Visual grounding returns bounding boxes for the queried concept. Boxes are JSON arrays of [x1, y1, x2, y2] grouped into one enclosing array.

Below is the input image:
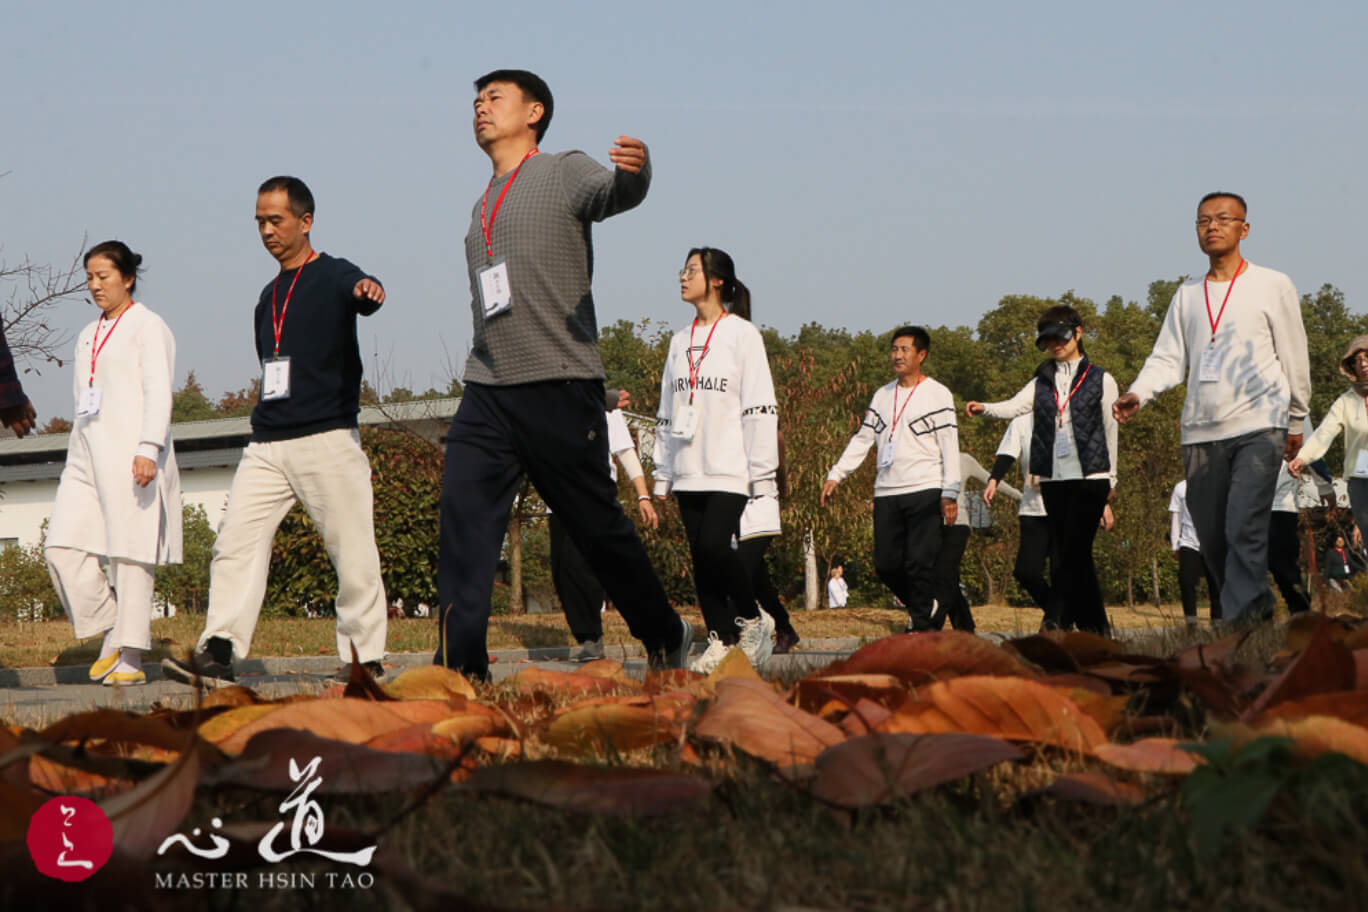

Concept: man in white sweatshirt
[[822, 326, 961, 632], [1115, 192, 1311, 622]]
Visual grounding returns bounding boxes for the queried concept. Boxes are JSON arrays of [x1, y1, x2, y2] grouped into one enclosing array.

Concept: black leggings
[[1177, 546, 1221, 621], [676, 492, 758, 642], [737, 535, 793, 631], [1014, 515, 1051, 611], [1040, 479, 1111, 634], [931, 525, 974, 631]]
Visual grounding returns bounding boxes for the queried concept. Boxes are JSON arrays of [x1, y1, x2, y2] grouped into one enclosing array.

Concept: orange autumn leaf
[[838, 699, 894, 737], [28, 754, 132, 796], [576, 659, 635, 683], [474, 737, 522, 760], [790, 674, 908, 714], [1257, 689, 1368, 728], [384, 665, 478, 702], [1039, 631, 1129, 667], [878, 676, 1105, 752], [362, 723, 472, 758], [810, 732, 1023, 808], [1051, 688, 1130, 734], [1172, 629, 1251, 673], [1092, 738, 1202, 775], [1230, 715, 1368, 766], [214, 698, 453, 756], [198, 704, 281, 745], [694, 678, 846, 768], [820, 632, 1037, 685], [200, 685, 268, 709], [1244, 616, 1357, 719], [509, 667, 643, 697], [544, 697, 690, 755]]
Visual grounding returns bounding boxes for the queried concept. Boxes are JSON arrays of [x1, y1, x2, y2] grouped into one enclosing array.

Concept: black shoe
[[649, 617, 693, 671], [773, 627, 800, 655], [161, 637, 235, 687], [334, 660, 385, 683]]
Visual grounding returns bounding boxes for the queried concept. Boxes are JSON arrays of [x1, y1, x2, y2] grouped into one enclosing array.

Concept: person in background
[[1290, 336, 1368, 538], [1169, 479, 1220, 625], [932, 452, 1019, 632], [984, 414, 1049, 614], [1324, 534, 1355, 590], [823, 326, 960, 633], [967, 305, 1119, 634], [0, 317, 36, 437], [827, 563, 849, 609], [737, 430, 801, 653], [46, 241, 181, 686], [654, 247, 779, 674], [1116, 192, 1310, 624]]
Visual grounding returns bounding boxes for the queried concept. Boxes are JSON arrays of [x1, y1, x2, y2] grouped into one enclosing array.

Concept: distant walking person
[[823, 326, 961, 633], [437, 70, 692, 678], [1169, 480, 1220, 624], [967, 305, 1118, 634], [654, 247, 780, 674], [46, 241, 181, 686], [164, 177, 389, 686], [1268, 454, 1316, 613], [827, 564, 848, 609], [1324, 535, 1355, 590], [1115, 192, 1311, 623], [984, 414, 1049, 613], [552, 399, 658, 662], [1290, 335, 1368, 539], [932, 453, 1016, 632]]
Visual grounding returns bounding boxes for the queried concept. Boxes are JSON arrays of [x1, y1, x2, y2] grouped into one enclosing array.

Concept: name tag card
[[1199, 348, 1222, 383], [261, 357, 291, 401], [878, 439, 896, 469], [1054, 433, 1071, 459], [76, 386, 102, 418], [478, 259, 512, 318], [671, 404, 700, 441]]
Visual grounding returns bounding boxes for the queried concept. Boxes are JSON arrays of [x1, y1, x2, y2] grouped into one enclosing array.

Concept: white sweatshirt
[[827, 575, 849, 608], [653, 315, 779, 498], [826, 377, 961, 500], [1169, 480, 1200, 550], [981, 357, 1119, 487], [1129, 262, 1311, 445], [1297, 389, 1368, 482], [994, 413, 1046, 517]]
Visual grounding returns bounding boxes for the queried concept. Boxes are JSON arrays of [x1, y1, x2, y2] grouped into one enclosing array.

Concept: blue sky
[[2, 0, 1364, 422]]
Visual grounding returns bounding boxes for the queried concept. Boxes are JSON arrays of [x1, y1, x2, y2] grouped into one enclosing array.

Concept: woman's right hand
[[965, 402, 985, 417], [1288, 457, 1305, 476], [983, 479, 997, 506]]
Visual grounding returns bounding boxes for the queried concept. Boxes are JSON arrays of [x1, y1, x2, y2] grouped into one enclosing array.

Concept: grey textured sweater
[[461, 149, 651, 386]]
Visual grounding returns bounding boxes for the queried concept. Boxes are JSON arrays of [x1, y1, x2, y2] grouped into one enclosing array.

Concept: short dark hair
[[1037, 305, 1082, 333], [891, 325, 930, 353], [475, 69, 554, 143], [258, 176, 315, 218], [84, 240, 144, 294], [1199, 191, 1247, 217]]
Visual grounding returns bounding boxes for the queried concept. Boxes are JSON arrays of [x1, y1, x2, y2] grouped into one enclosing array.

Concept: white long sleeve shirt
[[1297, 389, 1368, 481], [1169, 480, 1200, 550], [826, 377, 961, 500], [1129, 262, 1311, 445], [994, 413, 1046, 517], [653, 315, 779, 498], [981, 358, 1119, 487]]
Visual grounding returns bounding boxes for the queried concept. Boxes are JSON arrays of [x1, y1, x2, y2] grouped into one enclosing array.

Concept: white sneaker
[[689, 631, 731, 674], [737, 609, 775, 669]]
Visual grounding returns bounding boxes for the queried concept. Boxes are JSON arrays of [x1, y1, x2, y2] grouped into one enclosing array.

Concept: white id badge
[[1199, 347, 1222, 383], [261, 357, 291, 401], [477, 259, 512, 318], [76, 385, 103, 418], [1054, 432, 1071, 459], [672, 404, 700, 440], [1355, 449, 1368, 478], [878, 439, 896, 469]]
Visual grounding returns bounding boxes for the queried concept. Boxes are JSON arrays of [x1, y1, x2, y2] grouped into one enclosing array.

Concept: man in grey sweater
[[436, 69, 691, 678], [1115, 192, 1311, 623]]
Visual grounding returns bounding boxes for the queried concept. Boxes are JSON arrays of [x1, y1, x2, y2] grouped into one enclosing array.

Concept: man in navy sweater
[[164, 176, 389, 686]]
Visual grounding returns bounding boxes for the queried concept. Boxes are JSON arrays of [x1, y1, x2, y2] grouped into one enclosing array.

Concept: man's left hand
[[608, 136, 647, 174], [941, 498, 957, 525], [1101, 504, 1115, 531], [354, 278, 386, 304], [1285, 433, 1303, 463]]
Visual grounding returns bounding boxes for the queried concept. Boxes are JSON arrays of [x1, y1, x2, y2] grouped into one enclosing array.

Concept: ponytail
[[688, 246, 752, 321]]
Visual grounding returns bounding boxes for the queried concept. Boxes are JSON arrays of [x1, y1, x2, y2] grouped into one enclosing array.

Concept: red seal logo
[[26, 796, 114, 882]]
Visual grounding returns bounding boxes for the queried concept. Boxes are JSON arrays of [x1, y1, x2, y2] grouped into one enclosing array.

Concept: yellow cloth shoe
[[103, 669, 147, 686], [88, 652, 119, 682]]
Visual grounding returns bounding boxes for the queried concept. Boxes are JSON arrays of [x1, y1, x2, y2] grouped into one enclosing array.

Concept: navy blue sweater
[[249, 252, 381, 442]]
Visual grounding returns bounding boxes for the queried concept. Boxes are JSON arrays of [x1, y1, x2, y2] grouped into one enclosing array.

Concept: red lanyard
[[1204, 258, 1244, 344], [686, 314, 727, 404], [89, 304, 132, 387], [481, 148, 539, 258], [1053, 363, 1093, 428], [271, 251, 318, 358], [888, 377, 924, 441]]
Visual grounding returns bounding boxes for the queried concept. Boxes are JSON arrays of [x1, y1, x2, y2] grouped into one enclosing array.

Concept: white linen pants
[[199, 428, 387, 662], [45, 548, 155, 649]]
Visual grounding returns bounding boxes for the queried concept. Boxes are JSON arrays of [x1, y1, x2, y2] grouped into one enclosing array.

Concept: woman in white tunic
[[45, 241, 182, 686]]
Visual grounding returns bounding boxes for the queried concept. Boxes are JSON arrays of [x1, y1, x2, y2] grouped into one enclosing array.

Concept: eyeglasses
[[678, 267, 702, 280], [1351, 352, 1368, 365], [1195, 215, 1245, 228]]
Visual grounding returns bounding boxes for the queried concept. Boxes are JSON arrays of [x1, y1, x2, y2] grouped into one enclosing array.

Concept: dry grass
[[0, 598, 1268, 670]]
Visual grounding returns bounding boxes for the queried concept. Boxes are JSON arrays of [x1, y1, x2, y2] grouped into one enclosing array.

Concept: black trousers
[[931, 525, 974, 631], [437, 380, 677, 678], [1040, 479, 1111, 635], [1177, 546, 1222, 621], [1014, 515, 1051, 611], [677, 491, 758, 643], [873, 490, 943, 630], [1267, 510, 1310, 615], [549, 512, 604, 642], [737, 535, 793, 632]]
